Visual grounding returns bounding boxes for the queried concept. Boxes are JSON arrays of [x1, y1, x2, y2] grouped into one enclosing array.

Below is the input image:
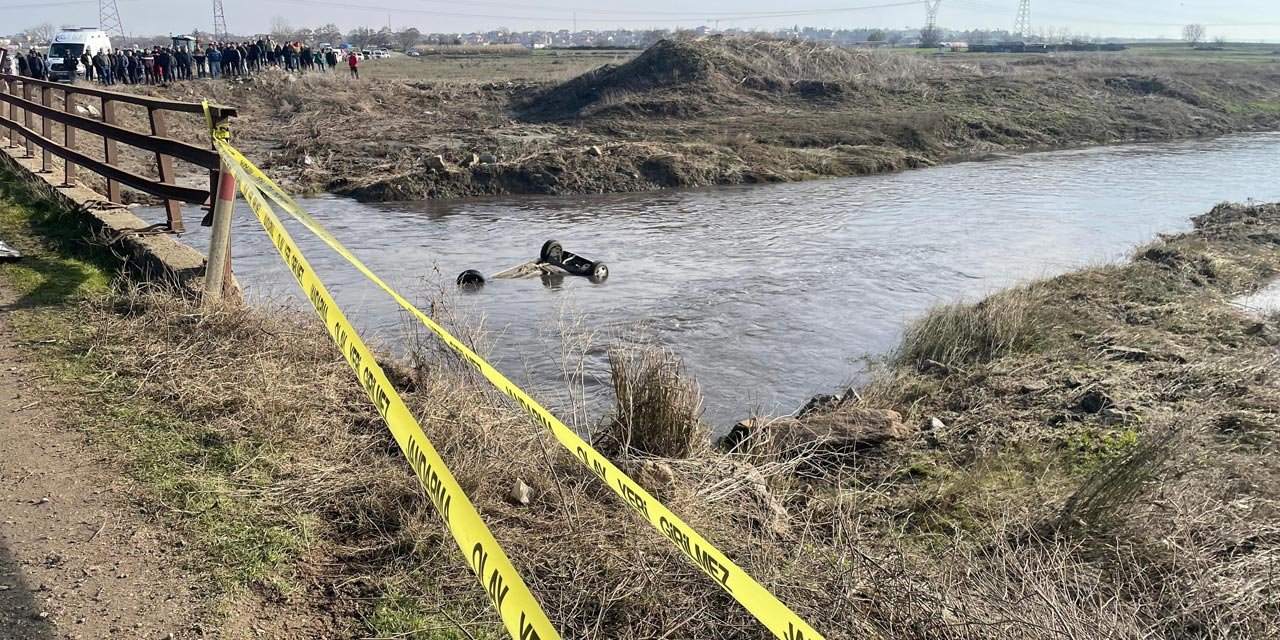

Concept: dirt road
[[0, 285, 203, 639]]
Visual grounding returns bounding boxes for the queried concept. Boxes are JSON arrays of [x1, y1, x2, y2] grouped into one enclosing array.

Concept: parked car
[[407, 50, 421, 57], [372, 49, 391, 59]]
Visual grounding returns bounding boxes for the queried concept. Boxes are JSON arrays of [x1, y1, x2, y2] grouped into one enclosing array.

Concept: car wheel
[[456, 269, 485, 287], [589, 262, 608, 281], [540, 240, 563, 264]]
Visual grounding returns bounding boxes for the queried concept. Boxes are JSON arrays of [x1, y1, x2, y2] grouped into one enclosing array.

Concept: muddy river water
[[161, 133, 1280, 428]]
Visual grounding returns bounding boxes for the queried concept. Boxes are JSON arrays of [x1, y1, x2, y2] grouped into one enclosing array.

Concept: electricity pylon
[[1014, 0, 1031, 36], [212, 0, 228, 41], [99, 0, 124, 37]]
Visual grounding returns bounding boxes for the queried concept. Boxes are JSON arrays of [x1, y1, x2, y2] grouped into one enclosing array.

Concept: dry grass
[[6, 158, 1280, 637], [893, 287, 1042, 369], [1058, 422, 1185, 534], [30, 279, 843, 637], [363, 50, 628, 83], [603, 346, 706, 458], [848, 202, 1280, 637], [712, 37, 938, 90], [413, 44, 530, 56], [47, 274, 1268, 639]]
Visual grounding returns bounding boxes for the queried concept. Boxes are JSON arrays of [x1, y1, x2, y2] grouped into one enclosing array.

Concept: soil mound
[[518, 39, 745, 122], [520, 37, 927, 122]]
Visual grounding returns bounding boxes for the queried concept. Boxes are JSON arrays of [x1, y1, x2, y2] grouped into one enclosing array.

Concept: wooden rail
[[0, 75, 236, 232]]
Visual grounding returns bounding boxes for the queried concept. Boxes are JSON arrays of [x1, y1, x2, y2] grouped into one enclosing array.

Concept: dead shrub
[[603, 346, 706, 458]]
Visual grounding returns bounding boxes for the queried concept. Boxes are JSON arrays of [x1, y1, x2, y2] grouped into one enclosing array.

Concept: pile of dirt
[[518, 39, 747, 122], [518, 37, 925, 122]]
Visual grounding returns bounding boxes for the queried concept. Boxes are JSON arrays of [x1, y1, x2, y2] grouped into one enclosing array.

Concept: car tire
[[589, 262, 609, 281], [540, 240, 563, 264], [456, 269, 485, 287]]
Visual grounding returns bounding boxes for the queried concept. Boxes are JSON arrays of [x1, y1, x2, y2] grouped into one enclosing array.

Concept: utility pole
[[1014, 0, 1031, 37], [212, 0, 228, 41], [99, 0, 124, 37]]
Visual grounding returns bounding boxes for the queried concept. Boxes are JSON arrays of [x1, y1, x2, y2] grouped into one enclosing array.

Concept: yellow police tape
[[224, 157, 560, 640], [207, 107, 825, 640]]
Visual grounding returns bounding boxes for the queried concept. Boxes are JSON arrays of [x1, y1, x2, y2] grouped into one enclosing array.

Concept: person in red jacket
[[347, 51, 358, 78]]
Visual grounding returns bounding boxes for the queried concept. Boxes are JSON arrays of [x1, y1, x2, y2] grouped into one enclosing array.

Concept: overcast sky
[[7, 0, 1278, 41]]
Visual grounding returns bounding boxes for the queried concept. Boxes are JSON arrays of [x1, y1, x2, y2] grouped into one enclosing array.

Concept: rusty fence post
[[62, 89, 76, 186], [39, 85, 51, 173], [21, 81, 32, 158], [9, 79, 21, 150], [101, 97, 120, 203], [147, 107, 183, 232], [203, 159, 236, 305], [3, 79, 13, 148]]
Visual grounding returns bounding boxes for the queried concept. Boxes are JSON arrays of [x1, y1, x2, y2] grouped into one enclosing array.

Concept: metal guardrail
[[0, 74, 236, 232]]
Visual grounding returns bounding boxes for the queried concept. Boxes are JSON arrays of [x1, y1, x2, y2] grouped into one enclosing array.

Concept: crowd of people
[[1, 38, 363, 85]]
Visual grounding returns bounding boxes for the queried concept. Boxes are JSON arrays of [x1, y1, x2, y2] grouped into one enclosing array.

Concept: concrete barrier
[[0, 145, 230, 294]]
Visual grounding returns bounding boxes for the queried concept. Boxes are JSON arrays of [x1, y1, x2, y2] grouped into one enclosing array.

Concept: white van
[[48, 27, 112, 82]]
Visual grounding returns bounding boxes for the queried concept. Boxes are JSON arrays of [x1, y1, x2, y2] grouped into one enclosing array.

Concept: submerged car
[[457, 240, 608, 288]]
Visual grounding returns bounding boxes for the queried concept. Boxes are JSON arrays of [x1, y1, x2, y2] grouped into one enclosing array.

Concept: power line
[[0, 0, 153, 11], [391, 0, 924, 18], [949, 0, 1280, 28], [0, 0, 98, 9], [265, 0, 925, 24]]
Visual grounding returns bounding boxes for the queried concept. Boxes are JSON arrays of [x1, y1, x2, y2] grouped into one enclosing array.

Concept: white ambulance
[[48, 27, 113, 82]]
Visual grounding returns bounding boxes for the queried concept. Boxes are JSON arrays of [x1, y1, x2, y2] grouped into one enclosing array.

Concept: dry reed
[[893, 287, 1040, 368], [604, 345, 707, 458]]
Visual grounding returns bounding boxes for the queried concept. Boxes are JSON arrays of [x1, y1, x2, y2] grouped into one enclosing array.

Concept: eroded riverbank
[[119, 38, 1280, 204]]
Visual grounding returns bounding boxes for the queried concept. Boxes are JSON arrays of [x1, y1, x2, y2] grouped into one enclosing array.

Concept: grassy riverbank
[[114, 37, 1280, 203], [2, 154, 1278, 637], [831, 200, 1280, 636]]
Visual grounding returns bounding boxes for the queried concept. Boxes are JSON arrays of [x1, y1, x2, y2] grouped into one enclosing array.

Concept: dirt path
[[0, 285, 206, 639]]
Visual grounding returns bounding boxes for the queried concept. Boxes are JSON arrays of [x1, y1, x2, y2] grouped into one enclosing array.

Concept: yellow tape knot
[[202, 100, 233, 143]]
